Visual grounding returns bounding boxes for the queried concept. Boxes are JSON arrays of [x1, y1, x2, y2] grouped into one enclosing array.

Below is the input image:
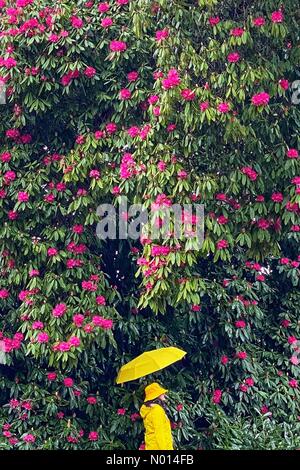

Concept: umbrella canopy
[[116, 346, 186, 384]]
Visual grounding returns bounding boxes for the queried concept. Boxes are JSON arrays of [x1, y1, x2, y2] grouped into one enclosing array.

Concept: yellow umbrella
[[116, 346, 186, 384]]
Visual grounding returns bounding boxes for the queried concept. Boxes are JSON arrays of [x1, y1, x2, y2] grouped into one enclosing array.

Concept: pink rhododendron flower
[[287, 148, 298, 159], [22, 434, 35, 443], [221, 355, 228, 365], [127, 126, 140, 138], [236, 351, 247, 360], [0, 152, 11, 162], [69, 336, 81, 347], [98, 2, 110, 13], [84, 67, 96, 78], [127, 71, 139, 81], [21, 401, 32, 411], [167, 123, 176, 132], [155, 28, 169, 41], [18, 191, 29, 202], [94, 130, 105, 139], [71, 16, 84, 28], [37, 332, 49, 343], [8, 210, 18, 220], [110, 40, 127, 52], [47, 247, 58, 256], [241, 166, 258, 181], [47, 372, 57, 381], [199, 101, 209, 112], [87, 396, 97, 405], [279, 79, 289, 90], [57, 342, 71, 352], [288, 336, 297, 344], [88, 431, 99, 441], [217, 215, 229, 225], [181, 89, 196, 101], [162, 69, 180, 90], [9, 399, 19, 409], [271, 192, 284, 203], [63, 378, 74, 387], [101, 17, 113, 28], [73, 314, 85, 327], [261, 405, 269, 414], [231, 27, 245, 36], [89, 169, 101, 179], [212, 389, 222, 404], [289, 379, 298, 388], [82, 280, 97, 291], [257, 218, 270, 230], [235, 320, 246, 328], [228, 52, 240, 63], [73, 224, 84, 234], [117, 408, 126, 415], [148, 95, 159, 106], [4, 170, 16, 183], [177, 169, 188, 179], [271, 11, 284, 23], [157, 161, 167, 171], [32, 321, 44, 330], [218, 102, 230, 113], [29, 269, 39, 277], [96, 295, 106, 305], [245, 378, 254, 386], [52, 303, 67, 318], [130, 413, 140, 422], [251, 92, 270, 107], [191, 305, 201, 312], [119, 88, 131, 100], [0, 289, 9, 299], [209, 17, 220, 26], [253, 17, 265, 27], [217, 239, 229, 250]]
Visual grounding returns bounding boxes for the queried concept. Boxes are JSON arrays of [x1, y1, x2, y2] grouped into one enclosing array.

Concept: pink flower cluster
[[212, 389, 222, 404], [120, 153, 136, 179], [110, 40, 127, 52], [52, 303, 67, 318], [52, 336, 81, 351], [162, 69, 181, 90], [241, 166, 258, 181], [0, 331, 24, 353], [251, 92, 270, 107], [151, 245, 171, 257]]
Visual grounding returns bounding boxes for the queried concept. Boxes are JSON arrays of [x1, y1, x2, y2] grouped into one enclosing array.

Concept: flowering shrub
[[0, 0, 300, 450]]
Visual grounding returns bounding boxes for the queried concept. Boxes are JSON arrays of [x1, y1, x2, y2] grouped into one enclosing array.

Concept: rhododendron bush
[[1, 0, 300, 450]]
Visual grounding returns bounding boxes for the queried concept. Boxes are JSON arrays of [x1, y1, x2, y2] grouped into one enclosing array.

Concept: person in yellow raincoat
[[140, 382, 174, 450]]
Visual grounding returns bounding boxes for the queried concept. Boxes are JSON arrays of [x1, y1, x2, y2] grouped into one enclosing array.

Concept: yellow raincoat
[[140, 403, 174, 450]]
